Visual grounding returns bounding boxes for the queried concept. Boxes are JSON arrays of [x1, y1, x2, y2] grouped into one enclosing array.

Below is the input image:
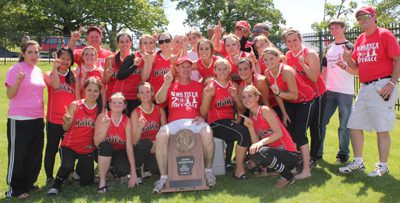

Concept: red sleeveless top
[[251, 106, 297, 152], [105, 113, 129, 151], [197, 55, 218, 79], [207, 80, 235, 124], [47, 72, 76, 124], [61, 99, 98, 154], [134, 105, 162, 142]]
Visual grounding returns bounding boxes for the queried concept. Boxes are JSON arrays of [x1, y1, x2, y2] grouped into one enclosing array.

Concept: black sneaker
[[46, 177, 54, 185], [336, 154, 349, 164], [309, 159, 317, 169]]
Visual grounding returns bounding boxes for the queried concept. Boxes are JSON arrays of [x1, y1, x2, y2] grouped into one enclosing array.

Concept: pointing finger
[[64, 105, 69, 114]]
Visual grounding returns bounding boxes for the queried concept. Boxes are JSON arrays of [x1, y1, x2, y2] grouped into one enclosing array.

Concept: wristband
[[275, 90, 281, 96]]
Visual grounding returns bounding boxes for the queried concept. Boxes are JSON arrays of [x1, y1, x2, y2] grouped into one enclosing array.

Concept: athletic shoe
[[47, 188, 59, 196], [153, 178, 167, 193], [336, 154, 349, 164], [46, 177, 54, 185], [367, 163, 389, 177], [205, 171, 216, 187], [338, 160, 365, 174], [137, 177, 143, 185], [142, 171, 153, 178], [309, 159, 317, 169], [72, 171, 80, 180]]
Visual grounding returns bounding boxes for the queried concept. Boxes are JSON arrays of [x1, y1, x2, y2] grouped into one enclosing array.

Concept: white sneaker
[[153, 178, 167, 193], [205, 171, 216, 187], [47, 188, 59, 195], [338, 160, 365, 174], [367, 163, 389, 177], [72, 171, 80, 180]]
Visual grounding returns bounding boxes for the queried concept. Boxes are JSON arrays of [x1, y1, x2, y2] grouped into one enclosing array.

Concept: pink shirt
[[5, 62, 45, 118]]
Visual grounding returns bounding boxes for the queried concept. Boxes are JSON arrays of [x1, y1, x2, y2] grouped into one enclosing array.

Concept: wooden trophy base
[[162, 129, 210, 192]]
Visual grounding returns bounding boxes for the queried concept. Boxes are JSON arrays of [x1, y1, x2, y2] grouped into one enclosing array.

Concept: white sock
[[205, 168, 213, 173], [160, 175, 168, 180], [354, 157, 363, 164], [378, 162, 388, 167]]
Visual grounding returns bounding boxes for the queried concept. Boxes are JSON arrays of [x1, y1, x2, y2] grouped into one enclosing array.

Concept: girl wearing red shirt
[[193, 39, 219, 83], [94, 92, 137, 192], [284, 28, 327, 170], [44, 48, 79, 185], [104, 33, 132, 101], [223, 34, 253, 83], [200, 58, 251, 179], [263, 47, 314, 180], [48, 77, 103, 195], [241, 85, 300, 189], [132, 82, 166, 182]]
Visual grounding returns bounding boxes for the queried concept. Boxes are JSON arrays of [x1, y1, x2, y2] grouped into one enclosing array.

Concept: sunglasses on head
[[357, 14, 373, 21], [158, 39, 171, 45], [252, 29, 264, 33]]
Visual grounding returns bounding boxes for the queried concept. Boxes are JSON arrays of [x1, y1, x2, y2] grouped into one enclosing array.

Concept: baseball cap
[[236, 20, 251, 30], [176, 56, 193, 66], [355, 5, 376, 17], [87, 26, 102, 35]]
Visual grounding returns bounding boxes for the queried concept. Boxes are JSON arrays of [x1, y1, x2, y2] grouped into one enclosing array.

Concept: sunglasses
[[357, 14, 373, 21], [158, 39, 171, 45]]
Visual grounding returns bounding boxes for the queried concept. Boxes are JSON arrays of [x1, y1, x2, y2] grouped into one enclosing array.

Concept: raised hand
[[142, 51, 154, 64], [101, 109, 111, 126], [63, 105, 72, 125], [214, 20, 223, 35], [53, 54, 61, 70], [336, 54, 347, 70], [270, 84, 280, 96], [137, 112, 146, 129], [16, 63, 26, 82], [203, 82, 215, 98], [228, 86, 238, 98], [240, 114, 253, 128], [298, 52, 305, 66], [342, 45, 352, 61], [170, 54, 178, 65], [163, 72, 173, 87], [70, 26, 83, 41]]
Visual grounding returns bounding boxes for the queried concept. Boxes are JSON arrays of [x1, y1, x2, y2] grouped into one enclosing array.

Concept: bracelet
[[64, 120, 71, 125], [388, 81, 396, 87], [275, 90, 281, 96]]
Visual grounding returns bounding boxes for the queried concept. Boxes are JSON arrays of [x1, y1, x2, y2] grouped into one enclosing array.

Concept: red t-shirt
[[286, 47, 326, 97], [352, 27, 400, 83], [149, 53, 171, 94], [134, 105, 162, 142], [105, 113, 129, 151], [61, 99, 97, 154], [207, 80, 235, 124], [74, 48, 113, 68], [266, 64, 314, 103], [166, 80, 203, 122], [197, 55, 218, 79], [251, 106, 297, 152], [46, 72, 76, 124], [226, 51, 248, 83]]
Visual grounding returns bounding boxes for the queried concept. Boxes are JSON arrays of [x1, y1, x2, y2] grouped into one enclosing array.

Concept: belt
[[363, 75, 391, 85]]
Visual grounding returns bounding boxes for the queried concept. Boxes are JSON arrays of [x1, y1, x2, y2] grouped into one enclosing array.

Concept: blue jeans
[[319, 91, 353, 157]]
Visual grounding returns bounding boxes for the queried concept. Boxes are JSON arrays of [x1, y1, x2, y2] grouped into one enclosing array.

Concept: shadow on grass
[[321, 159, 400, 202], [1, 167, 332, 202]]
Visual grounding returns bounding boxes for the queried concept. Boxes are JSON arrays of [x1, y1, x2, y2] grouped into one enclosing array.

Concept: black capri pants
[[134, 139, 159, 175], [284, 100, 313, 147], [98, 141, 130, 178], [251, 146, 300, 180], [210, 119, 251, 147], [51, 147, 94, 191]]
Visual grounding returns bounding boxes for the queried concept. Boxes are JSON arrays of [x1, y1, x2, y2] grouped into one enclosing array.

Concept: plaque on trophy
[[162, 129, 209, 192]]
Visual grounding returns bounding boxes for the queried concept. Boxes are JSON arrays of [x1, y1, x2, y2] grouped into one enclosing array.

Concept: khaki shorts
[[159, 119, 210, 135], [347, 78, 398, 132]]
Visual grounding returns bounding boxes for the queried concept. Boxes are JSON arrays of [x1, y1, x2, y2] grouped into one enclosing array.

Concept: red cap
[[355, 5, 376, 17], [176, 56, 193, 66], [236, 20, 251, 29], [87, 26, 102, 35]]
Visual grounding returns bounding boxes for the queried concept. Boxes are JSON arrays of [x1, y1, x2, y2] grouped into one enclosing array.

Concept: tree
[[172, 0, 285, 35], [365, 0, 400, 25], [311, 0, 358, 31], [0, 0, 168, 49]]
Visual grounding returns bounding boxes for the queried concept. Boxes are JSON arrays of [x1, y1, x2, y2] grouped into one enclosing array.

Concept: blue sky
[[164, 0, 365, 35]]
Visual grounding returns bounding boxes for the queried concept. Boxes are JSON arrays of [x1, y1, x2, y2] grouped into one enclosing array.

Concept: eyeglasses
[[158, 39, 172, 45], [357, 14, 373, 21]]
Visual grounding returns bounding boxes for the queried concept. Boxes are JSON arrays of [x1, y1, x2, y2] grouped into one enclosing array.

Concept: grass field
[[1, 62, 400, 203]]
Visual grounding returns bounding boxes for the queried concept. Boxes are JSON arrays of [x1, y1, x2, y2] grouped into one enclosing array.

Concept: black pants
[[134, 139, 159, 176], [98, 142, 130, 178], [44, 122, 65, 179], [210, 119, 251, 147], [309, 93, 326, 160], [52, 147, 94, 190], [284, 101, 313, 147], [6, 118, 44, 197], [251, 147, 300, 180]]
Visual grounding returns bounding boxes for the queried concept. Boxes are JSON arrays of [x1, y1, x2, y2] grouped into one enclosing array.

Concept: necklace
[[268, 64, 283, 86]]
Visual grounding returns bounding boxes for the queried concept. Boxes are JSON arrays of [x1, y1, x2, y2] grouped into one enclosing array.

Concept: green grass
[[1, 62, 400, 202]]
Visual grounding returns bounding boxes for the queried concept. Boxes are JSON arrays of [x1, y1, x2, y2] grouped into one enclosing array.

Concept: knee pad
[[98, 142, 113, 157]]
